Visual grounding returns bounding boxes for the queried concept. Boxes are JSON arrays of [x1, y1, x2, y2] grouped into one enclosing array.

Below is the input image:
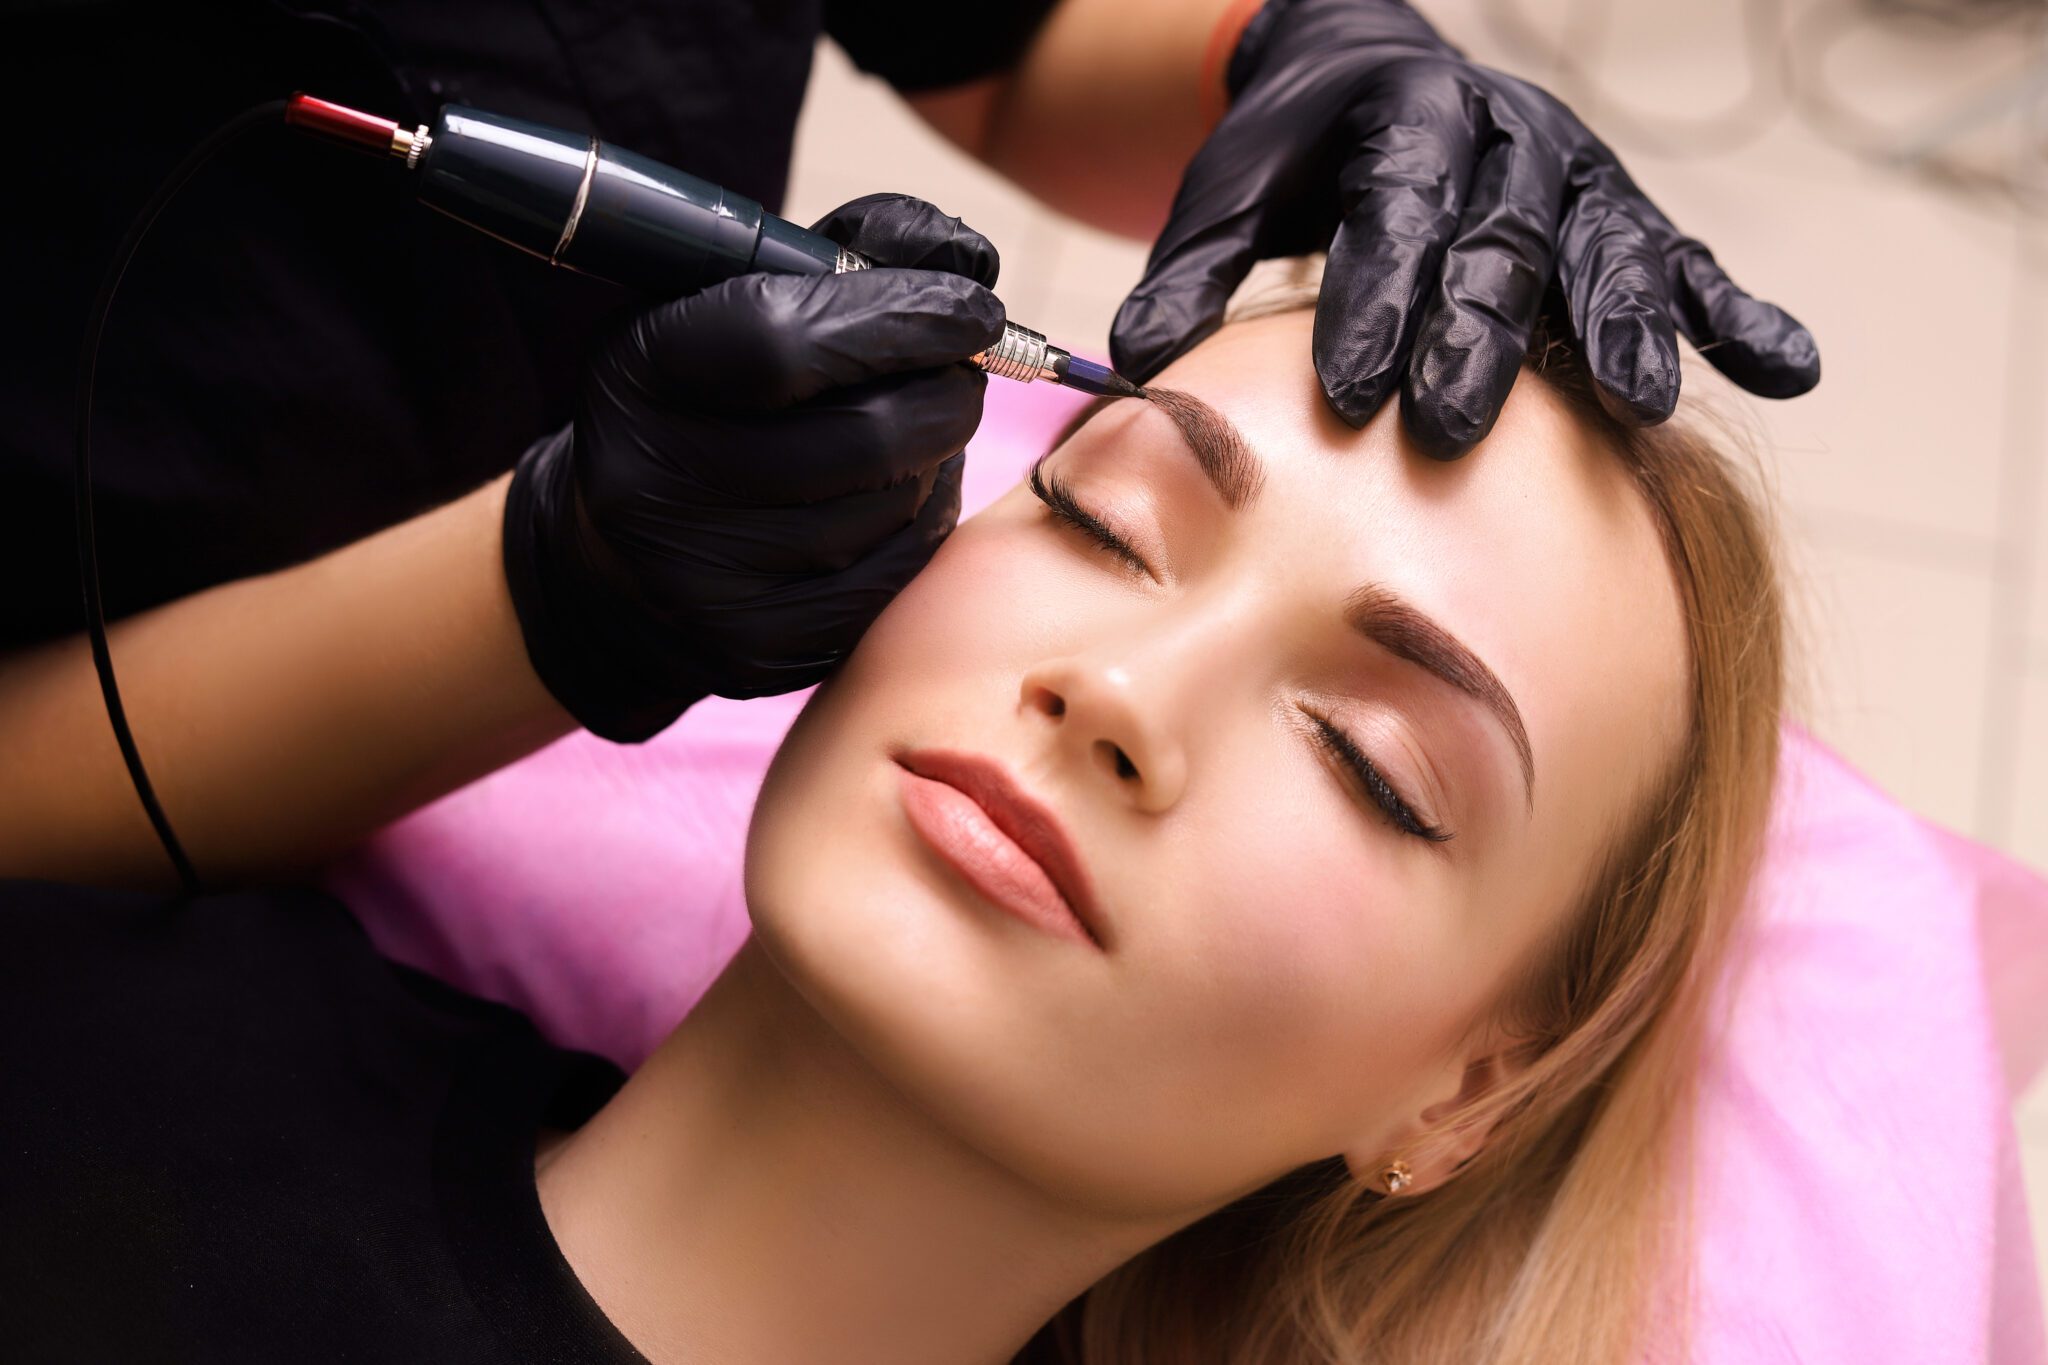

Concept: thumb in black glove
[[503, 193, 1005, 741]]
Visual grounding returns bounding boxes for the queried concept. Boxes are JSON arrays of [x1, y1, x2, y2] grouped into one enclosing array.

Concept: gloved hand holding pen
[[1111, 0, 1821, 460], [501, 193, 1006, 742]]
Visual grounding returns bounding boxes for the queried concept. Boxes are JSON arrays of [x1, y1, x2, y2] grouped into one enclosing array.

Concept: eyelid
[[1028, 457, 1158, 582], [1301, 706, 1453, 844]]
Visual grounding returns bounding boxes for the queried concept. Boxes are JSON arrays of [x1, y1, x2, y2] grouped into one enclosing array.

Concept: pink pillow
[[324, 378, 2048, 1363]]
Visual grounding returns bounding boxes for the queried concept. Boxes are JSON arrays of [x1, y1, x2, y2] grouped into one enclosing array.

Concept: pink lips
[[894, 749, 1106, 951]]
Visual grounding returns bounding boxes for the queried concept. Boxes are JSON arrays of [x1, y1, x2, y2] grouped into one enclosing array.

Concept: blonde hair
[[1016, 258, 1785, 1364]]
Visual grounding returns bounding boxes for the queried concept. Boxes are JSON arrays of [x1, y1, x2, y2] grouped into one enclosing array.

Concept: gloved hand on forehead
[[502, 193, 1004, 742], [1110, 0, 1820, 460]]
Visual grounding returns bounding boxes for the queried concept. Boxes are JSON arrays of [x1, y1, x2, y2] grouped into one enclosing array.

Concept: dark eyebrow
[[1344, 584, 1536, 810], [1048, 388, 1263, 510], [1141, 387, 1264, 510]]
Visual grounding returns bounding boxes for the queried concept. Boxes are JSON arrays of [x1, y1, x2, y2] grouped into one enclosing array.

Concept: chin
[[742, 710, 1163, 1215]]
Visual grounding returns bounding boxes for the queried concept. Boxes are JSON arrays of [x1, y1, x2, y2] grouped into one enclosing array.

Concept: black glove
[[1110, 0, 1819, 459], [502, 193, 1005, 741]]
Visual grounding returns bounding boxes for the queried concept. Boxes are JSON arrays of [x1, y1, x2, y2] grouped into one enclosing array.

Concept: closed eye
[[1303, 707, 1453, 843], [1028, 457, 1154, 580]]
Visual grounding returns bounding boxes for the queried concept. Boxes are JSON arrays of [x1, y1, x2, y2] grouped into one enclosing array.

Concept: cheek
[[1146, 767, 1479, 1144], [744, 502, 1115, 1005], [752, 507, 1053, 797], [850, 501, 1094, 678]]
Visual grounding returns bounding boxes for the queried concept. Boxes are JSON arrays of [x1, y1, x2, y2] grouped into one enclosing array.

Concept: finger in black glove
[[502, 193, 1004, 740]]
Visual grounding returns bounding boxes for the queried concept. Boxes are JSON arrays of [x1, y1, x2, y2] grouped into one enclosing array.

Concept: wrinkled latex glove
[[502, 193, 1004, 741], [1110, 0, 1820, 459]]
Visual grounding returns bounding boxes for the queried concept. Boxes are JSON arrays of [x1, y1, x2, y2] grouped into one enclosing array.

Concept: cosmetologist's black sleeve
[[823, 0, 1062, 92]]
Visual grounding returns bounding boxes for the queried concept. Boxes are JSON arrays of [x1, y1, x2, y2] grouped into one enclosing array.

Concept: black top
[[3, 0, 1059, 654], [0, 879, 644, 1363]]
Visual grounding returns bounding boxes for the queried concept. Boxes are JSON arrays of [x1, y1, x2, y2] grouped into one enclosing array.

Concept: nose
[[1020, 655, 1190, 813]]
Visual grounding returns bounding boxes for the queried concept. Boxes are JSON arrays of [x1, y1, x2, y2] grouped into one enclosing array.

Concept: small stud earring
[[1381, 1159, 1413, 1195]]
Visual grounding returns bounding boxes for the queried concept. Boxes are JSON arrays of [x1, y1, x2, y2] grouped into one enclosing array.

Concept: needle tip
[[1056, 353, 1147, 400]]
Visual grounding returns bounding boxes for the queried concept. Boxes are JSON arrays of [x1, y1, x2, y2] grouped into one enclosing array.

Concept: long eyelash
[[1028, 459, 1153, 578], [1305, 711, 1453, 843]]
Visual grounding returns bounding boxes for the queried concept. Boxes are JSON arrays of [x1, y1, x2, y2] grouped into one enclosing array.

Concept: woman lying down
[[0, 262, 1784, 1364]]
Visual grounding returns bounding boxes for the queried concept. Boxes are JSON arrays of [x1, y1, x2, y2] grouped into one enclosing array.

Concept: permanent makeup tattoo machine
[[283, 95, 1145, 399], [75, 94, 1142, 892]]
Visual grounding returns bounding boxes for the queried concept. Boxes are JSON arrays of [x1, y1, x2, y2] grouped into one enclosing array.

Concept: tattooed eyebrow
[[1344, 584, 1536, 810], [1137, 386, 1264, 510], [1046, 387, 1263, 510]]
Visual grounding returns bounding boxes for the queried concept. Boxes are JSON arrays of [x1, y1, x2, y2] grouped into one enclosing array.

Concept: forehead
[[1085, 309, 1690, 841]]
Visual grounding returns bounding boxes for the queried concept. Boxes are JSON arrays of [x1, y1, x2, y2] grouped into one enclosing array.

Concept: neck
[[536, 935, 1175, 1365]]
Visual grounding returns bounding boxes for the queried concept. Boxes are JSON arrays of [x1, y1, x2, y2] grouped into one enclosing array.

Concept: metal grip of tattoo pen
[[403, 105, 1065, 383]]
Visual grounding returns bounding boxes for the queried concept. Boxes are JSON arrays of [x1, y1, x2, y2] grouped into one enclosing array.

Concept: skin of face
[[743, 308, 1690, 1226]]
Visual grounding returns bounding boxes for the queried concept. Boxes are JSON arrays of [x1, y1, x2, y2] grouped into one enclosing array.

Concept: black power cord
[[74, 99, 288, 896]]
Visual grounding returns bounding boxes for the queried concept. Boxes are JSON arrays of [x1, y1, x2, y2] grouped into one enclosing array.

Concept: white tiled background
[[783, 0, 2048, 1314]]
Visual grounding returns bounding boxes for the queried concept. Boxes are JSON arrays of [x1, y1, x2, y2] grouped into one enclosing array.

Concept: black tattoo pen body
[[285, 95, 1146, 400]]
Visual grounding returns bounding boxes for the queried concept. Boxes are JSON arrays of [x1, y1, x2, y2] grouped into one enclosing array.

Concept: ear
[[1342, 1048, 1518, 1196]]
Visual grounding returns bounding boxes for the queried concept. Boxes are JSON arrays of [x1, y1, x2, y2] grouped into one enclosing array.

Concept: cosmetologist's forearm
[[908, 0, 1253, 240], [0, 473, 575, 891]]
